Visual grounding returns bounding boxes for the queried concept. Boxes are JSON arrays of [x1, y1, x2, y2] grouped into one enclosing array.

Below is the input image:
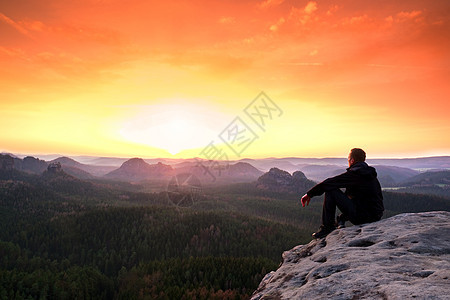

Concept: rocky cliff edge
[[251, 211, 450, 300]]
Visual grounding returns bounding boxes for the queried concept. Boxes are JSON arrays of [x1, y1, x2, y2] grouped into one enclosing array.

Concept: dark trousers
[[322, 189, 380, 227]]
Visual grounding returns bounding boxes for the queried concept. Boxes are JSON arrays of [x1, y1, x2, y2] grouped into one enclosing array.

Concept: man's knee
[[325, 189, 344, 197], [324, 189, 347, 202]]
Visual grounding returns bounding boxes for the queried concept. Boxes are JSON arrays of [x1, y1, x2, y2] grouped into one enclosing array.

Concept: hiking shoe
[[336, 215, 346, 229], [312, 225, 336, 239]]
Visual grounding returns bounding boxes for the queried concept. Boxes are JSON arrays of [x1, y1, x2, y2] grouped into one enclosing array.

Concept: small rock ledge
[[251, 211, 450, 300]]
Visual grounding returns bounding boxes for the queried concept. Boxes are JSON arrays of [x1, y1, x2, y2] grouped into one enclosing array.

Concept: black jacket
[[307, 162, 384, 218]]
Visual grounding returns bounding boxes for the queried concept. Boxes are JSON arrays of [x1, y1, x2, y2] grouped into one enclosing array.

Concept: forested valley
[[0, 167, 449, 299]]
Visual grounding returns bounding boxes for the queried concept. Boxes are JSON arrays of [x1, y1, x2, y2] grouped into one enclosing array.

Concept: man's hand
[[300, 194, 311, 207]]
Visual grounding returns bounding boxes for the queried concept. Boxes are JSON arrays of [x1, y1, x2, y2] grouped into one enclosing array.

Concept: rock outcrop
[[251, 211, 450, 300], [256, 168, 316, 194], [0, 154, 14, 171], [14, 156, 48, 174], [47, 162, 62, 173]]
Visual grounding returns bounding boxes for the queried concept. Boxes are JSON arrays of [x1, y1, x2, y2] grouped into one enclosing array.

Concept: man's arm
[[300, 170, 357, 207], [306, 171, 357, 198]]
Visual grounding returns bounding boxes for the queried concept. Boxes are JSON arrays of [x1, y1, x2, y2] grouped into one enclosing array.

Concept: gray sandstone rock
[[251, 211, 450, 300]]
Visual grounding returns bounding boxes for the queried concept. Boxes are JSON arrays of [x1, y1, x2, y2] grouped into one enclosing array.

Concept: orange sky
[[0, 0, 449, 159]]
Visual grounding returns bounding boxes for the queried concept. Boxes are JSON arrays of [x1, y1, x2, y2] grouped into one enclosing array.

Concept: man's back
[[343, 162, 384, 221]]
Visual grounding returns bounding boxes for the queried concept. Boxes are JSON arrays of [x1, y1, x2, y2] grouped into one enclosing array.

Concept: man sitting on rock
[[300, 148, 384, 239]]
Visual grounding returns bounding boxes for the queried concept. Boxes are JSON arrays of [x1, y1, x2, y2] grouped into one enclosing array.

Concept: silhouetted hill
[[50, 156, 84, 168], [374, 165, 419, 187], [174, 161, 263, 184], [0, 159, 104, 199], [41, 165, 74, 180], [49, 157, 95, 179], [0, 154, 14, 171], [223, 162, 264, 181], [0, 152, 18, 158], [256, 168, 315, 194], [367, 156, 450, 169], [238, 158, 300, 173], [400, 170, 450, 186], [50, 156, 116, 177], [104, 158, 174, 181], [13, 156, 48, 174]]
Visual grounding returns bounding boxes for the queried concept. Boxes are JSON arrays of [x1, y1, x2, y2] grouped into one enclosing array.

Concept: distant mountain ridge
[[0, 154, 108, 179], [374, 165, 420, 187], [104, 158, 174, 181], [14, 156, 48, 174], [50, 156, 116, 177], [2, 153, 450, 188], [293, 164, 421, 187], [239, 156, 450, 171], [400, 170, 450, 186], [48, 157, 94, 179], [5, 152, 450, 170]]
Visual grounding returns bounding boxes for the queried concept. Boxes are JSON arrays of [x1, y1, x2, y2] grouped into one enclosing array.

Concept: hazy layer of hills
[[1, 153, 449, 191], [6, 152, 449, 169]]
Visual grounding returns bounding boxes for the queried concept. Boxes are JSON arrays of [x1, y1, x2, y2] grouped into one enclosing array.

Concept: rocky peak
[[16, 156, 48, 174], [121, 158, 148, 169], [152, 161, 173, 173], [47, 162, 62, 173], [105, 158, 173, 181], [230, 162, 259, 172], [292, 170, 307, 180], [251, 211, 450, 299], [259, 168, 293, 185], [50, 156, 82, 167], [0, 154, 14, 171], [256, 168, 315, 194]]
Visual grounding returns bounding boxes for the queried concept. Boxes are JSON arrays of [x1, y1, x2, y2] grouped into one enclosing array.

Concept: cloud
[[343, 14, 369, 25], [259, 0, 284, 10], [269, 17, 285, 32], [282, 62, 323, 66], [0, 46, 27, 59], [287, 1, 319, 26], [19, 20, 46, 32], [396, 10, 423, 23], [304, 1, 318, 14], [218, 17, 235, 24], [326, 5, 338, 16], [397, 10, 422, 20], [0, 13, 29, 36], [366, 64, 440, 71]]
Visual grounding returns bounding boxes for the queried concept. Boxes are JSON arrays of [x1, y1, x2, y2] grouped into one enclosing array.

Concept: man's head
[[348, 148, 366, 167]]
